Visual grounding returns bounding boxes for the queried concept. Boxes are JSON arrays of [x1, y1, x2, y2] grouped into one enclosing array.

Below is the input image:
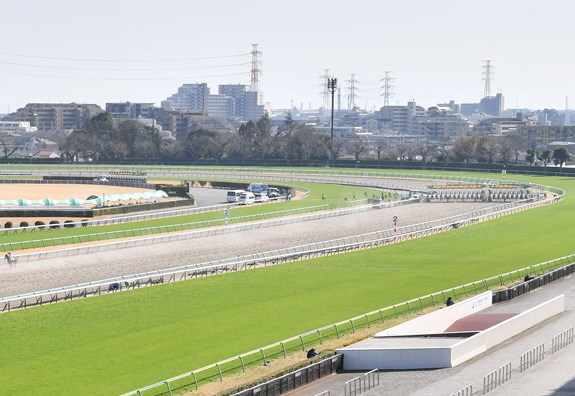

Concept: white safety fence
[[0, 194, 560, 312], [0, 203, 340, 254]]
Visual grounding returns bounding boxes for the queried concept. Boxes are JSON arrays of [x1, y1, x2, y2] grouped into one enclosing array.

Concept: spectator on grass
[[321, 194, 325, 201], [445, 297, 455, 306], [307, 348, 318, 358], [524, 275, 534, 282]]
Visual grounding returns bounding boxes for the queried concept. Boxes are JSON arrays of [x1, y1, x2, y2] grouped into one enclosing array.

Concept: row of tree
[[61, 112, 572, 167]]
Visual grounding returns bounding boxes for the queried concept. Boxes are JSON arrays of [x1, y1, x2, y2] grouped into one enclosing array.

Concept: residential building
[[479, 93, 504, 117], [3, 103, 103, 130], [0, 121, 37, 133], [161, 83, 209, 111], [106, 102, 156, 119], [375, 101, 425, 134], [508, 125, 575, 146]]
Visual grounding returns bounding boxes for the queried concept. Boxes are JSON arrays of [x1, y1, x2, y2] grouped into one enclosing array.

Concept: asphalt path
[[287, 274, 575, 396]]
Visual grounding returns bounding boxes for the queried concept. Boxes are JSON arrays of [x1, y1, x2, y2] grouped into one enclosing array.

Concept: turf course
[[0, 171, 571, 395]]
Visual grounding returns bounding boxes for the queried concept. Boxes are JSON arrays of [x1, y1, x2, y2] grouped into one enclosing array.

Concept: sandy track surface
[[0, 201, 497, 297]]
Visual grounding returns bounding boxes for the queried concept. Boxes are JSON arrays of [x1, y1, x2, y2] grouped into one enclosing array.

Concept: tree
[[375, 138, 386, 162], [437, 139, 452, 164], [538, 149, 552, 169], [348, 137, 367, 161], [498, 140, 513, 165], [477, 135, 497, 163], [416, 142, 432, 165], [525, 149, 538, 166], [1, 137, 19, 158], [553, 146, 571, 169], [452, 135, 477, 164], [396, 145, 409, 166]]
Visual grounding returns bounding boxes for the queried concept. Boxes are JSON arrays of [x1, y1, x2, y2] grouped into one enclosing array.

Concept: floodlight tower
[[328, 77, 337, 144]]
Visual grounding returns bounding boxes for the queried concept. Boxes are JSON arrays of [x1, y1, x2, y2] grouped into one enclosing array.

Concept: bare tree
[[417, 142, 432, 164], [348, 137, 367, 161], [0, 137, 19, 158]]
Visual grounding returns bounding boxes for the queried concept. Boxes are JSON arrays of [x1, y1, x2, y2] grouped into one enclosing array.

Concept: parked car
[[93, 177, 108, 182], [254, 193, 269, 203], [238, 192, 255, 205], [372, 197, 384, 209]]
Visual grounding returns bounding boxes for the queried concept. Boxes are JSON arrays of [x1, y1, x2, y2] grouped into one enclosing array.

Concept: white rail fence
[[1, 194, 561, 312], [0, 203, 342, 254]]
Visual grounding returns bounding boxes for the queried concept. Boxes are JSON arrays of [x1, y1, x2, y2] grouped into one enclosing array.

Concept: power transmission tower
[[381, 71, 395, 107], [250, 44, 262, 94], [346, 74, 358, 109], [320, 69, 331, 110], [482, 60, 494, 98]]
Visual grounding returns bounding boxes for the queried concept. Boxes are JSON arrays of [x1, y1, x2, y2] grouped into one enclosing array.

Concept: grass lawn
[[0, 171, 571, 395], [0, 183, 383, 251]]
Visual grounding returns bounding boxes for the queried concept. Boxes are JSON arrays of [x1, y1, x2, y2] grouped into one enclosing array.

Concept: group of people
[[4, 252, 16, 267]]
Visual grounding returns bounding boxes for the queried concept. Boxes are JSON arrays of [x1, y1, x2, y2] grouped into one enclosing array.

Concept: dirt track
[[0, 200, 496, 297]]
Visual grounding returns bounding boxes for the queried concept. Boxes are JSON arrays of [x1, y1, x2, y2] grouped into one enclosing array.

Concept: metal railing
[[482, 362, 511, 394], [363, 369, 379, 391], [344, 376, 362, 396], [4, 200, 414, 261], [1, 203, 362, 257], [450, 384, 472, 396], [551, 327, 574, 354], [2, 198, 568, 312], [519, 343, 545, 372]]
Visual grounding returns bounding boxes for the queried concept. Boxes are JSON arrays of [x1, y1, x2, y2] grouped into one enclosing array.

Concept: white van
[[254, 193, 269, 203], [247, 183, 269, 193], [227, 190, 245, 203], [238, 192, 255, 205]]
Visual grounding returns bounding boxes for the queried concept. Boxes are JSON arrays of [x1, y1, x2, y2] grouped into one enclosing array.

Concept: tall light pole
[[328, 77, 337, 157]]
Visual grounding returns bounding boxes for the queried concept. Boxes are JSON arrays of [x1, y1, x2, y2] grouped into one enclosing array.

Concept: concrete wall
[[450, 294, 565, 366], [339, 346, 453, 370], [338, 294, 564, 370], [375, 291, 493, 337]]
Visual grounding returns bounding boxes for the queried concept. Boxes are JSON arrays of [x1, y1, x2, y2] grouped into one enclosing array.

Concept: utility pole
[[328, 78, 337, 154]]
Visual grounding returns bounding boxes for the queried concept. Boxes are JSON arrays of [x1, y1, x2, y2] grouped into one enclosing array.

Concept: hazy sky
[[1, 0, 574, 113]]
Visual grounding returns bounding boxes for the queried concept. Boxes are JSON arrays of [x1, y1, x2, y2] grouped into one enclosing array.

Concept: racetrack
[[0, 200, 498, 297]]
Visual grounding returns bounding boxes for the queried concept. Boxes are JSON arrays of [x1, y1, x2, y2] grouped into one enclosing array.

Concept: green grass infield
[[0, 171, 572, 395]]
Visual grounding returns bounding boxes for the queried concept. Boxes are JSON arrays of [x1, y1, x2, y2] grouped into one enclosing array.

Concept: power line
[[0, 60, 251, 72], [0, 51, 250, 63]]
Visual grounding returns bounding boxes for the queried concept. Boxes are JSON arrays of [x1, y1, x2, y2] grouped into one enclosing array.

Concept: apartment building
[[4, 103, 103, 130]]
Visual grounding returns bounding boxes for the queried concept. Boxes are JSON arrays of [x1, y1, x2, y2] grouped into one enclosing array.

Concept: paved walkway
[[287, 275, 575, 396]]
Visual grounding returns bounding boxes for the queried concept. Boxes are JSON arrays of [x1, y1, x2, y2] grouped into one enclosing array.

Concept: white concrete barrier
[[375, 291, 492, 337], [338, 294, 564, 370]]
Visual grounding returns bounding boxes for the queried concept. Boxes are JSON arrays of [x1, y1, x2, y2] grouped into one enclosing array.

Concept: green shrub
[[4, 221, 12, 229], [81, 219, 89, 227], [19, 221, 29, 228], [35, 221, 45, 229], [64, 220, 75, 228], [49, 220, 60, 229]]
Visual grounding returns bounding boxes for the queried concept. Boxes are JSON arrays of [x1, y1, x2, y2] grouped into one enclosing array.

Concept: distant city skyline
[[2, 0, 575, 113]]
